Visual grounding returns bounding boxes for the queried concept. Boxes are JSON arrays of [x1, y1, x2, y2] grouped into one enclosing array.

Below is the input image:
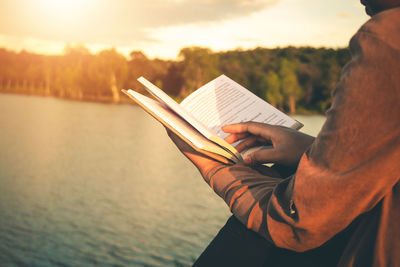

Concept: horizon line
[[0, 43, 349, 61]]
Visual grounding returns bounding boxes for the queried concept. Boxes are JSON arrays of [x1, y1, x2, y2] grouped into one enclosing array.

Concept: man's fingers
[[166, 129, 192, 151], [166, 128, 219, 162], [222, 123, 251, 133], [244, 148, 279, 165], [224, 133, 249, 144], [223, 122, 278, 141], [165, 128, 227, 176], [235, 136, 258, 152], [166, 128, 202, 157]]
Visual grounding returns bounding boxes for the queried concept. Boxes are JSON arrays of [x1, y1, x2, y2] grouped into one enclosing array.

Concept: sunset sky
[[0, 0, 369, 59]]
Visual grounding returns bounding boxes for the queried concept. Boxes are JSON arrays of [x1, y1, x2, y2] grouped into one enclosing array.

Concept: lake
[[0, 94, 325, 266]]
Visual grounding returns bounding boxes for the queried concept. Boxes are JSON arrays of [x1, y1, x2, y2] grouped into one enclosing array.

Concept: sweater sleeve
[[202, 13, 400, 252]]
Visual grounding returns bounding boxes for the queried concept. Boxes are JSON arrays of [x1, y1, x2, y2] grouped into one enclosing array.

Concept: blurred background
[[0, 0, 368, 266]]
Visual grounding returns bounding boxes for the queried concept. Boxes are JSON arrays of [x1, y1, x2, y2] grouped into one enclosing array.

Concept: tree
[[126, 50, 169, 96], [179, 47, 220, 95], [93, 48, 128, 102], [262, 71, 283, 108], [279, 58, 302, 114], [0, 45, 350, 111]]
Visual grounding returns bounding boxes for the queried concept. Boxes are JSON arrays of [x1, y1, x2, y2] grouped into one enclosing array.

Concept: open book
[[122, 75, 302, 164]]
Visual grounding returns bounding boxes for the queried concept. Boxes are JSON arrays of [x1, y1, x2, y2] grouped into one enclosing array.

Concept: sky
[[0, 0, 369, 59]]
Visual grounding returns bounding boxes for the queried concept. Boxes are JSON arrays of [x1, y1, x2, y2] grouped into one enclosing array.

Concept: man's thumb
[[244, 148, 275, 165]]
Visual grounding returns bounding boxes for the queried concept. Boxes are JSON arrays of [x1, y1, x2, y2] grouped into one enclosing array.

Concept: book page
[[122, 89, 237, 163], [137, 77, 242, 160], [180, 75, 302, 140], [137, 77, 214, 139]]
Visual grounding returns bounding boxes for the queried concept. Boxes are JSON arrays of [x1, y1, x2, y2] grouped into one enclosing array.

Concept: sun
[[46, 0, 82, 11], [38, 0, 92, 20]]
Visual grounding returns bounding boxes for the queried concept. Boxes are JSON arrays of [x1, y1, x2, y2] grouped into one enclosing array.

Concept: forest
[[0, 45, 351, 114]]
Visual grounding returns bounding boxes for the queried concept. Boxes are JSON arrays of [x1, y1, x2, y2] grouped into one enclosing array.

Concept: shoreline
[[0, 91, 325, 115]]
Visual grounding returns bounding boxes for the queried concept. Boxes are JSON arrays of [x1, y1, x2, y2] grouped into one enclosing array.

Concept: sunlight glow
[[37, 0, 94, 20], [46, 0, 82, 11], [0, 0, 369, 59]]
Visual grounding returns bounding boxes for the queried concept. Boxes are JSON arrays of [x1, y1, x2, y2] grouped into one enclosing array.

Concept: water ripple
[[0, 94, 325, 266]]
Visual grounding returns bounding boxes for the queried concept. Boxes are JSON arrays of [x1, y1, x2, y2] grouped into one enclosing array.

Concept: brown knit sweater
[[203, 7, 400, 267]]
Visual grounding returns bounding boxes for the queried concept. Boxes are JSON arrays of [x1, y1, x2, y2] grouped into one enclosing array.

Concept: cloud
[[125, 0, 278, 27], [0, 0, 278, 45]]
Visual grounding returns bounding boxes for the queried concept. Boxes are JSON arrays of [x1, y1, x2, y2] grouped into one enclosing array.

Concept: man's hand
[[166, 128, 282, 178], [223, 122, 315, 167], [166, 129, 225, 178]]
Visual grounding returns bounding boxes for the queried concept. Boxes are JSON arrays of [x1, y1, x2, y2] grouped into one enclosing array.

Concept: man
[[168, 0, 400, 266]]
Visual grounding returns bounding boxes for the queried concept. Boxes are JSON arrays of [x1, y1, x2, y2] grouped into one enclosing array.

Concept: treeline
[[0, 45, 350, 114]]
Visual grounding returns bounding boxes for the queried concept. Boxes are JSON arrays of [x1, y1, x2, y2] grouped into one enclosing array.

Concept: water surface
[[0, 94, 325, 266]]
